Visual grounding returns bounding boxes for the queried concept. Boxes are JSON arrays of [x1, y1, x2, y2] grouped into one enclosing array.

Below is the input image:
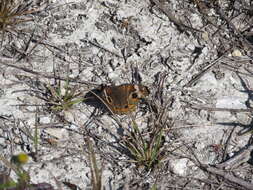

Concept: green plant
[[122, 119, 165, 171], [0, 153, 30, 190], [150, 184, 158, 190], [33, 108, 40, 154], [0, 153, 54, 190]]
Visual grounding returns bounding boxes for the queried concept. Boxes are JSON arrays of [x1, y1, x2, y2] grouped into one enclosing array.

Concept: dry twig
[[150, 0, 203, 33]]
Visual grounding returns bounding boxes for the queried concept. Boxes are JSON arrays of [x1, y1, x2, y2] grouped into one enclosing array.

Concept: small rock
[[170, 158, 188, 176], [231, 49, 242, 57], [44, 128, 69, 140], [202, 31, 209, 41]]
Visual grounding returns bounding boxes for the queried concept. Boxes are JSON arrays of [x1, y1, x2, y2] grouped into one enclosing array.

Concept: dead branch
[[215, 143, 253, 169], [184, 52, 230, 87], [150, 0, 203, 33], [206, 166, 253, 190], [0, 58, 98, 86]]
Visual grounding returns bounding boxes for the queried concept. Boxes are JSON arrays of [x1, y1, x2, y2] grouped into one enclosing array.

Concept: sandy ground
[[0, 0, 253, 189]]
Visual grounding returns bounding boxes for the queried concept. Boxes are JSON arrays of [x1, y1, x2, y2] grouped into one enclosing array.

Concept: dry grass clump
[[119, 102, 170, 171], [122, 119, 166, 171], [0, 0, 41, 46], [43, 79, 84, 112], [16, 74, 85, 113]]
